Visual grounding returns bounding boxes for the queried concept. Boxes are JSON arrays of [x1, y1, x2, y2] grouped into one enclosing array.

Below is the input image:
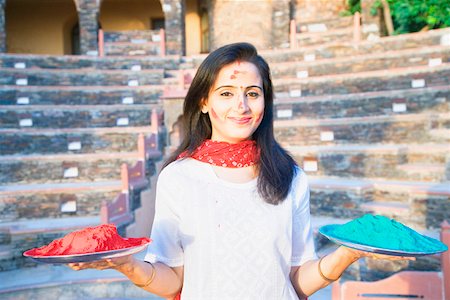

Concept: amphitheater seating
[[261, 28, 450, 235], [0, 52, 169, 271]]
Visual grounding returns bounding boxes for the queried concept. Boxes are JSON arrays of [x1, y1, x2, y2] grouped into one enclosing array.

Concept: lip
[[228, 116, 252, 124]]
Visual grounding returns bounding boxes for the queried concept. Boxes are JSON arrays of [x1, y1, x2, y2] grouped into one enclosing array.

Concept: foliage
[[372, 0, 450, 34], [341, 0, 361, 16], [342, 0, 450, 34]]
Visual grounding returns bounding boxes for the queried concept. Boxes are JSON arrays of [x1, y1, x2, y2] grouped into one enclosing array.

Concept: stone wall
[[210, 0, 273, 50], [294, 0, 347, 24], [271, 0, 290, 48], [75, 0, 100, 56], [162, 0, 185, 55]]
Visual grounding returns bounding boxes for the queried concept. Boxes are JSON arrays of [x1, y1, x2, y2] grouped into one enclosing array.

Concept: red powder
[[27, 224, 150, 256]]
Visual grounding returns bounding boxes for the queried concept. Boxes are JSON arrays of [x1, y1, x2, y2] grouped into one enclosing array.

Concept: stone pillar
[[76, 0, 100, 56], [162, 0, 185, 56], [271, 0, 290, 49], [0, 0, 6, 53], [361, 0, 380, 40]]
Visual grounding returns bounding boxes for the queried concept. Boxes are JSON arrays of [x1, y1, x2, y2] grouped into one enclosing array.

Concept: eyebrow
[[213, 85, 263, 92]]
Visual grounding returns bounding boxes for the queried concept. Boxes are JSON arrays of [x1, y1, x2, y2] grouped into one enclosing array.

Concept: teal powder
[[331, 214, 448, 252]]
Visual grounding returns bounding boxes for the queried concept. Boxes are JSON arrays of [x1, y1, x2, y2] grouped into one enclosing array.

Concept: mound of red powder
[[27, 224, 151, 256]]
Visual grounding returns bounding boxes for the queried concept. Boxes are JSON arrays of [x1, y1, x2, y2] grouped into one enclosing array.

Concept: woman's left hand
[[339, 246, 416, 261]]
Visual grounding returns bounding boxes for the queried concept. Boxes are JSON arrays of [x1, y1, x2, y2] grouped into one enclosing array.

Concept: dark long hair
[[164, 42, 297, 205]]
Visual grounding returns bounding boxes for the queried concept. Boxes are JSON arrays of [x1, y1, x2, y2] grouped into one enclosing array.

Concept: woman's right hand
[[68, 254, 134, 271]]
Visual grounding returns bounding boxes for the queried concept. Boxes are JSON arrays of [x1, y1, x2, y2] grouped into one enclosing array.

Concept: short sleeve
[[144, 164, 184, 267], [291, 169, 317, 266]]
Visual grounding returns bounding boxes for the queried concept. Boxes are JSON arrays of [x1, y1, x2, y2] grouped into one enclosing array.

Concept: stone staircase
[[268, 24, 450, 282], [0, 53, 176, 271], [269, 28, 450, 235]]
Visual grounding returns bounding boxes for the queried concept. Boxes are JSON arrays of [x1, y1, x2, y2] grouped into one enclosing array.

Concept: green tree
[[343, 0, 450, 34]]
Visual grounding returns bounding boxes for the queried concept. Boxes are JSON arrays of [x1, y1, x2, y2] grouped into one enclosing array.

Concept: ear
[[200, 99, 208, 114]]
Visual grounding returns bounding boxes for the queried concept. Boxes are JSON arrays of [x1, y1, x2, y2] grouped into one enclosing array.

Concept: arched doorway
[[185, 0, 209, 55], [99, 0, 164, 31], [5, 0, 78, 55]]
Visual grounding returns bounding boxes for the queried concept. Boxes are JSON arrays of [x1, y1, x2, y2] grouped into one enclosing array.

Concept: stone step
[[308, 176, 450, 229], [295, 27, 353, 47], [0, 261, 161, 298], [0, 53, 180, 70], [0, 85, 163, 105], [0, 152, 139, 184], [0, 68, 165, 86], [274, 112, 450, 145], [0, 216, 101, 271], [270, 45, 450, 78], [273, 64, 450, 96], [274, 85, 450, 119], [261, 27, 450, 63], [104, 42, 163, 56], [0, 126, 154, 155], [0, 182, 121, 221], [287, 143, 450, 182], [0, 104, 156, 129], [296, 16, 354, 33], [360, 201, 410, 217], [103, 30, 162, 43]]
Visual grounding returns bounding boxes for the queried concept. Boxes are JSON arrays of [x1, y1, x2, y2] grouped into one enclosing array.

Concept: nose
[[235, 92, 249, 112]]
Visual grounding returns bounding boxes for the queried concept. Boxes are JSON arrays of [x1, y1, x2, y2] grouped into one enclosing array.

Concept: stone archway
[[5, 0, 78, 54]]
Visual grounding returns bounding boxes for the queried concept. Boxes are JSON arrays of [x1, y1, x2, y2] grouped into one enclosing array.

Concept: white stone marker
[[14, 62, 26, 69], [128, 80, 139, 86], [117, 117, 129, 126], [68, 141, 82, 151], [16, 97, 30, 105], [411, 79, 425, 88], [131, 65, 142, 71], [289, 89, 302, 98], [428, 58, 442, 67], [63, 167, 79, 178], [296, 70, 309, 78], [16, 78, 28, 86], [122, 97, 134, 104], [392, 102, 407, 113], [61, 200, 77, 213], [277, 109, 293, 118], [320, 131, 334, 142], [304, 160, 318, 172]]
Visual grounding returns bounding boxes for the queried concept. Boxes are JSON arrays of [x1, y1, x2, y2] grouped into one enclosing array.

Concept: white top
[[145, 158, 317, 300]]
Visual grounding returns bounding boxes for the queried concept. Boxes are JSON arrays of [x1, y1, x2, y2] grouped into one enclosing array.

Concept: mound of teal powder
[[331, 214, 448, 253]]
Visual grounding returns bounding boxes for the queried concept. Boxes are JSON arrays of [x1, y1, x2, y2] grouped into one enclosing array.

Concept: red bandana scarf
[[178, 139, 259, 168]]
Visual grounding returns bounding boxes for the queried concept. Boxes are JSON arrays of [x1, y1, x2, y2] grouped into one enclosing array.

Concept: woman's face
[[201, 61, 265, 144]]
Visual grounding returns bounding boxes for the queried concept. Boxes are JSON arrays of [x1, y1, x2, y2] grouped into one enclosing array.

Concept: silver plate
[[319, 224, 446, 257], [23, 243, 150, 264]]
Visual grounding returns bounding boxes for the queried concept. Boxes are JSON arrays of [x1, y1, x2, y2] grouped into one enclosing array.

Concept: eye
[[247, 91, 260, 99], [220, 91, 233, 97]]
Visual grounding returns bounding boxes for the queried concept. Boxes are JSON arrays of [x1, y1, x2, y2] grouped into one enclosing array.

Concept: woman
[[70, 42, 412, 299]]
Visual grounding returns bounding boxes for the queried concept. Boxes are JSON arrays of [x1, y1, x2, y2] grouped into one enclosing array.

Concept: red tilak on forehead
[[230, 69, 247, 80]]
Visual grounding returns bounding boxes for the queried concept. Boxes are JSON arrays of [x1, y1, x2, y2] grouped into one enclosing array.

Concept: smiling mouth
[[229, 117, 252, 124]]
